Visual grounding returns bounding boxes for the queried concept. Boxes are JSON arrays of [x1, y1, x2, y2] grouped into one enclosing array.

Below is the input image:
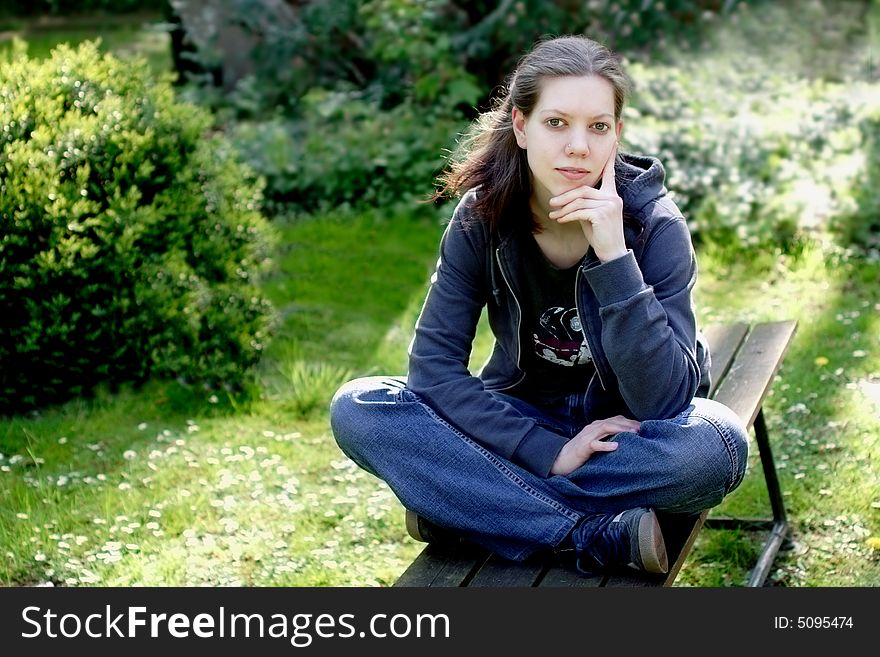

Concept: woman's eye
[[546, 118, 563, 128], [593, 122, 609, 132]]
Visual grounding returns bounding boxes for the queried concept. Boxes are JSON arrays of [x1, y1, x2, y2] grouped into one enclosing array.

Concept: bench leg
[[754, 409, 787, 526], [703, 408, 790, 587]]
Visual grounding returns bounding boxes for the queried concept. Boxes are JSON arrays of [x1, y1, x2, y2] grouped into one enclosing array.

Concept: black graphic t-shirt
[[517, 235, 595, 401]]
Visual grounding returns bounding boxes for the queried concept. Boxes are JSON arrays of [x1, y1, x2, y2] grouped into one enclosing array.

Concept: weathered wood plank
[[393, 542, 489, 587], [602, 570, 667, 587], [711, 321, 797, 427], [703, 323, 749, 398], [467, 553, 547, 587], [538, 563, 604, 587]]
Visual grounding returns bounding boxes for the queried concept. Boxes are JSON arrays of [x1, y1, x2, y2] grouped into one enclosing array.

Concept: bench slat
[[711, 321, 797, 427], [467, 554, 547, 587], [538, 565, 604, 587], [703, 323, 749, 398], [393, 542, 489, 587]]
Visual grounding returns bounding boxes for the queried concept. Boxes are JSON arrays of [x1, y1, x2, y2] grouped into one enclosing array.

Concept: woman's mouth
[[556, 167, 589, 181]]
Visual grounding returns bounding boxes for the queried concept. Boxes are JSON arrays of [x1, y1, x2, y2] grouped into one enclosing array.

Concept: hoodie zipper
[[495, 246, 526, 390], [495, 243, 609, 394]]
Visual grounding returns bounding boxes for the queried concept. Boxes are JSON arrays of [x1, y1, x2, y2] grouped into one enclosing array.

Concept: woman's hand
[[549, 415, 640, 476], [548, 143, 626, 263]]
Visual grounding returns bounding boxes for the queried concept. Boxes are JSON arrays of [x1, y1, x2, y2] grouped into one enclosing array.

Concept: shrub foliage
[[168, 0, 880, 251], [0, 41, 276, 413], [835, 106, 880, 249], [623, 59, 876, 250], [172, 0, 739, 211]]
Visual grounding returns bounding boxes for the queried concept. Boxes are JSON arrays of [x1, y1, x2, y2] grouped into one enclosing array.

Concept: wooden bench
[[394, 320, 798, 588]]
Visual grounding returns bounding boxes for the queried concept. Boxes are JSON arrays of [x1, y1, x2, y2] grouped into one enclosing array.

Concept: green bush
[[832, 105, 880, 250], [170, 0, 880, 253], [171, 0, 746, 214], [170, 0, 742, 116], [0, 41, 276, 413], [623, 58, 876, 250], [229, 91, 469, 213]]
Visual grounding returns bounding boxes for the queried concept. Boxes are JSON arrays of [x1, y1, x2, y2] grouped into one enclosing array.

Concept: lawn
[[1, 204, 878, 586], [0, 11, 171, 74], [0, 4, 878, 587]]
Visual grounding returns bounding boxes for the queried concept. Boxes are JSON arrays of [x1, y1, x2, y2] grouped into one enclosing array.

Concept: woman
[[330, 36, 748, 576]]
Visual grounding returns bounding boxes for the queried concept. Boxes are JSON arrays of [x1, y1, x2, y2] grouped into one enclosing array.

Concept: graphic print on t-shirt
[[532, 306, 592, 366]]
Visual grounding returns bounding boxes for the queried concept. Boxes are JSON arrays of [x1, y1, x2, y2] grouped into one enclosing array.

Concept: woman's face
[[512, 75, 623, 217]]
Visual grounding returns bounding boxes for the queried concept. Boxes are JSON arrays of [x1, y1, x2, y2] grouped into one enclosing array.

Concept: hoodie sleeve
[[406, 203, 568, 477], [582, 212, 701, 420]]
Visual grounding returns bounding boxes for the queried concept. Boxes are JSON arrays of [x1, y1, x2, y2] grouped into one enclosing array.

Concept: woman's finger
[[603, 417, 641, 433], [548, 198, 606, 219], [587, 440, 619, 455], [548, 184, 608, 207], [600, 142, 618, 192]]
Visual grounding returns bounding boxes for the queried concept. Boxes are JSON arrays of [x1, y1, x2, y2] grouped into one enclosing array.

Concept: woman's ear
[[615, 120, 624, 142], [511, 107, 528, 149]]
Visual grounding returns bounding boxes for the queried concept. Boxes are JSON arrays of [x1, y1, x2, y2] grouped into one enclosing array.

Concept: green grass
[[1, 2, 878, 587], [0, 205, 446, 587], [692, 0, 878, 82], [0, 12, 171, 75], [681, 240, 880, 586], [2, 205, 878, 587]]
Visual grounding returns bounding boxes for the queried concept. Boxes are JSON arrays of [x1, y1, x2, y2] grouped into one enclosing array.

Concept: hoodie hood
[[615, 152, 669, 214]]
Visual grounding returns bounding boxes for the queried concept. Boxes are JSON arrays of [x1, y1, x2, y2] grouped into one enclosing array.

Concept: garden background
[[0, 0, 878, 587]]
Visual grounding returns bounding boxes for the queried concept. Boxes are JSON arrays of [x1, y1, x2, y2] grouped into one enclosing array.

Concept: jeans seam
[[690, 410, 744, 494]]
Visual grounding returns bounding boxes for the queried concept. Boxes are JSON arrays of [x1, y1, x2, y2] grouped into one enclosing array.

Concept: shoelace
[[574, 513, 631, 569]]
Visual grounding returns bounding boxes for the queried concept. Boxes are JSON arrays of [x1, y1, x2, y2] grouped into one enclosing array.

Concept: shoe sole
[[405, 510, 464, 545], [405, 509, 427, 542], [637, 510, 669, 574], [406, 509, 431, 543]]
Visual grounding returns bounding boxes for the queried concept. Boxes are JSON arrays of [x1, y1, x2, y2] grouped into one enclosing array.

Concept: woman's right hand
[[549, 415, 640, 476]]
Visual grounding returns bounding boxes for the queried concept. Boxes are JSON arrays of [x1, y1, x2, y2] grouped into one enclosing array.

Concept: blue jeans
[[330, 376, 749, 561]]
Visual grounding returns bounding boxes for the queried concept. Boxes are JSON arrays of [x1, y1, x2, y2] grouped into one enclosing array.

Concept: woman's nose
[[565, 133, 590, 157]]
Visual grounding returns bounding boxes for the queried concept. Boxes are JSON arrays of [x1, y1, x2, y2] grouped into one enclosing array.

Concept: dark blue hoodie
[[407, 153, 711, 477]]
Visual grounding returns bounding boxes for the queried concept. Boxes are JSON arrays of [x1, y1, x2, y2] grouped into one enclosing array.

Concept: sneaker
[[573, 508, 668, 575], [405, 509, 462, 545]]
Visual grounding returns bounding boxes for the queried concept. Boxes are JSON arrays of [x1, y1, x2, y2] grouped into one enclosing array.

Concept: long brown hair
[[436, 36, 633, 234]]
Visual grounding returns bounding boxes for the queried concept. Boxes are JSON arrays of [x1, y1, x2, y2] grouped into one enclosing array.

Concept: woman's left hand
[[548, 143, 627, 263]]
